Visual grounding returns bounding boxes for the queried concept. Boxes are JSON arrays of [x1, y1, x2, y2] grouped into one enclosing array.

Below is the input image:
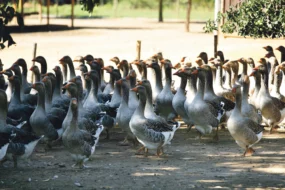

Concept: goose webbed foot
[[12, 155, 18, 168], [186, 125, 193, 133], [104, 129, 110, 140], [135, 146, 145, 155], [195, 131, 202, 142], [144, 148, 148, 157], [118, 138, 130, 146], [0, 158, 7, 167], [243, 147, 255, 157], [156, 147, 164, 157], [72, 160, 86, 169], [44, 143, 52, 151], [213, 127, 219, 142]]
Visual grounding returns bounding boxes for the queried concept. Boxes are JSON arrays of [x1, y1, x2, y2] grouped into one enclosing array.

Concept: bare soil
[[1, 18, 285, 189]]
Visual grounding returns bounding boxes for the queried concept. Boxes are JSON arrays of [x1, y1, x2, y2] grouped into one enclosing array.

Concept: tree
[[79, 0, 100, 13], [0, 0, 24, 49], [185, 0, 192, 32], [203, 0, 285, 38], [158, 0, 163, 22]]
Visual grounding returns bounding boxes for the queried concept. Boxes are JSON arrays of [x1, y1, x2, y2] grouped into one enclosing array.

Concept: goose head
[[83, 54, 94, 64], [197, 52, 208, 64], [110, 57, 120, 65], [14, 58, 27, 68], [102, 66, 114, 74], [62, 82, 78, 98], [59, 55, 72, 65], [73, 56, 84, 64], [263, 45, 274, 52]]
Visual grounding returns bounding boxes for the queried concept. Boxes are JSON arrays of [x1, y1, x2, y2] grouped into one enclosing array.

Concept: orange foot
[[243, 148, 255, 157]]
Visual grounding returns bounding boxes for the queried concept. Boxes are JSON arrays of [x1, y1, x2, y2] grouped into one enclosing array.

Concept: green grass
[[23, 3, 214, 21]]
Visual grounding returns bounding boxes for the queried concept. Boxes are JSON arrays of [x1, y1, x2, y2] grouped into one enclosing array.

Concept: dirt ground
[[1, 18, 285, 189]]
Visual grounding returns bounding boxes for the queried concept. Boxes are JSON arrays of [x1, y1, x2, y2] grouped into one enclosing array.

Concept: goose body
[[62, 98, 104, 168], [227, 85, 263, 156], [129, 86, 180, 156]]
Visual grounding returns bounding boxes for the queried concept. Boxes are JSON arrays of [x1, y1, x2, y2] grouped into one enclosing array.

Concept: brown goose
[[227, 84, 263, 156], [253, 58, 285, 133], [62, 98, 104, 168], [276, 45, 285, 63], [154, 59, 177, 121], [59, 56, 76, 82], [130, 60, 147, 80]]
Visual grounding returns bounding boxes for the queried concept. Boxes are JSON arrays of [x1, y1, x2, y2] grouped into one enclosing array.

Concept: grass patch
[[23, 3, 214, 21]]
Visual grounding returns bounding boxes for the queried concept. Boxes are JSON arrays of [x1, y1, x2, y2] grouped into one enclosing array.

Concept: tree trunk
[[185, 0, 192, 32], [158, 0, 163, 22], [113, 0, 118, 17]]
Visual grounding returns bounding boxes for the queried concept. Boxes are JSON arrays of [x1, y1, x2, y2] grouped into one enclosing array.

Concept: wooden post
[[185, 0, 191, 32], [47, 0, 50, 26], [31, 43, 37, 83], [214, 0, 221, 57], [113, 0, 118, 17], [136, 41, 141, 61], [71, 0, 74, 28], [20, 0, 24, 16], [38, 0, 42, 23], [158, 0, 163, 22]]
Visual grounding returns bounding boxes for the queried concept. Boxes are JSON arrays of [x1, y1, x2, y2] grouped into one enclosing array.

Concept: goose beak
[[130, 87, 138, 92], [42, 77, 47, 82], [116, 79, 122, 85], [275, 47, 280, 51], [249, 70, 256, 77], [262, 46, 267, 50], [29, 67, 33, 71], [0, 69, 5, 74], [8, 76, 14, 81], [32, 58, 36, 62], [191, 69, 198, 75], [232, 87, 236, 93], [136, 80, 142, 85], [173, 70, 180, 75], [208, 57, 215, 62], [160, 59, 166, 64], [125, 75, 130, 80]]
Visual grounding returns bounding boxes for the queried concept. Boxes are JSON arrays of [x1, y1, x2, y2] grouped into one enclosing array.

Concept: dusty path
[[1, 128, 285, 189], [1, 18, 285, 189]]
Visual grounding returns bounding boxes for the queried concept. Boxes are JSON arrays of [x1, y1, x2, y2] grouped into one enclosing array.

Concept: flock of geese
[[0, 45, 285, 168]]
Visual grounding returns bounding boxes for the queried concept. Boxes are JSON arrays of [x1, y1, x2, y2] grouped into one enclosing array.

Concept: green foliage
[[0, 0, 24, 49], [204, 0, 285, 38], [79, 0, 100, 13]]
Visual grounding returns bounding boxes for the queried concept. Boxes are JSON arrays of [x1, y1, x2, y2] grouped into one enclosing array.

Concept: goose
[[127, 70, 139, 110], [87, 61, 111, 103], [62, 98, 104, 168], [43, 72, 57, 99], [172, 68, 194, 129], [32, 56, 48, 78], [137, 79, 165, 122], [117, 60, 129, 78], [270, 66, 285, 102], [227, 84, 263, 156], [197, 52, 208, 65], [59, 56, 76, 82], [13, 58, 32, 94], [131, 60, 147, 80], [253, 58, 285, 133], [146, 58, 163, 103], [52, 66, 70, 112], [116, 78, 137, 146], [154, 59, 177, 121], [276, 45, 285, 63], [248, 68, 262, 107], [7, 76, 34, 129], [0, 69, 14, 103], [181, 66, 225, 141], [30, 65, 42, 83], [102, 66, 115, 95], [240, 75, 262, 124], [0, 89, 42, 167], [94, 58, 107, 91], [277, 61, 285, 97], [223, 60, 239, 87], [29, 82, 61, 149], [198, 63, 235, 121], [129, 85, 180, 157]]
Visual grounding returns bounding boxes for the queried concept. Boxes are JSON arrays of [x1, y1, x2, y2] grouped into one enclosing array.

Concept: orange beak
[[191, 69, 198, 75], [130, 87, 138, 92]]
